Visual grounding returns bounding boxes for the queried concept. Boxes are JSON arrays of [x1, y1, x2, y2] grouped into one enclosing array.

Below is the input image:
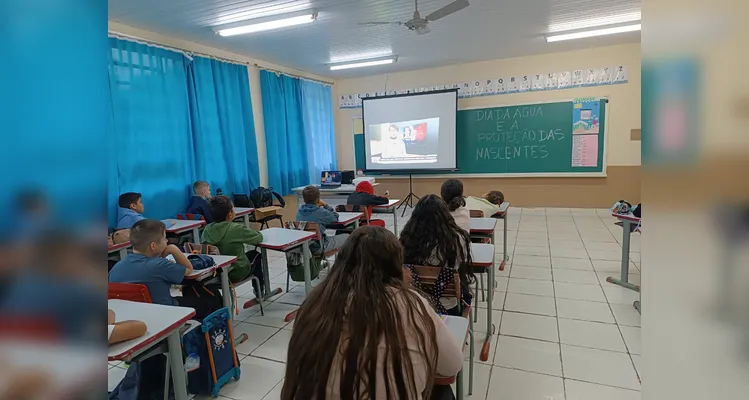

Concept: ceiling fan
[[359, 0, 470, 35]]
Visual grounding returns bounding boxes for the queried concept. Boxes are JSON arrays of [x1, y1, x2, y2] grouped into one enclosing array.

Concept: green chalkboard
[[354, 99, 606, 175]]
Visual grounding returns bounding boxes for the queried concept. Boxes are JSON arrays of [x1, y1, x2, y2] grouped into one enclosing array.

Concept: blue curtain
[[260, 70, 308, 194], [108, 38, 195, 220], [187, 56, 260, 197], [300, 80, 337, 184]]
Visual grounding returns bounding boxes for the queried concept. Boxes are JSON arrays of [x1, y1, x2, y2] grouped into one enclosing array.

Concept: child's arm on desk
[[162, 244, 193, 276]]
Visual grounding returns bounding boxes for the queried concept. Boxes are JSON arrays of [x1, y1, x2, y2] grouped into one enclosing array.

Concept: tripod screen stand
[[396, 174, 419, 217]]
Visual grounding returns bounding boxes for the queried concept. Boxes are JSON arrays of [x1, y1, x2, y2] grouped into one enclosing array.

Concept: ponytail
[[447, 195, 466, 212]]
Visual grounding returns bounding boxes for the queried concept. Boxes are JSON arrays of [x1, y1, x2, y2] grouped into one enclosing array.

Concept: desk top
[[470, 243, 495, 268], [470, 218, 498, 234], [492, 202, 510, 218], [184, 254, 237, 280], [108, 241, 132, 252], [163, 219, 205, 233], [234, 207, 254, 217], [612, 212, 641, 222], [442, 315, 469, 349], [257, 227, 316, 251], [108, 299, 195, 361], [372, 199, 401, 209], [336, 212, 364, 226]]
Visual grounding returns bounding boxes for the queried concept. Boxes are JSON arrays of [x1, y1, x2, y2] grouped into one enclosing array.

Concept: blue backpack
[[182, 307, 241, 397]]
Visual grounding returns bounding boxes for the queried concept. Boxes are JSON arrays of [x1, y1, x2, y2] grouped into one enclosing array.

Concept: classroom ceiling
[[108, 0, 641, 79]]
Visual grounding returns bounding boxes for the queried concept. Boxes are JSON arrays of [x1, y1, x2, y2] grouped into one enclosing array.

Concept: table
[[108, 241, 131, 259], [371, 199, 402, 235], [491, 202, 510, 271], [440, 315, 471, 400], [469, 218, 498, 243], [108, 299, 195, 400], [163, 219, 205, 243], [606, 212, 641, 292], [469, 243, 495, 362], [291, 183, 380, 205], [184, 254, 237, 313], [333, 211, 364, 230], [234, 207, 255, 229]]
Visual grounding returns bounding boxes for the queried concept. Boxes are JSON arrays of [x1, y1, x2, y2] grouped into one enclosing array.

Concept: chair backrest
[[285, 221, 323, 242], [177, 213, 205, 221], [469, 209, 484, 218], [184, 242, 220, 255], [335, 204, 371, 224], [108, 283, 153, 303], [403, 265, 461, 303]]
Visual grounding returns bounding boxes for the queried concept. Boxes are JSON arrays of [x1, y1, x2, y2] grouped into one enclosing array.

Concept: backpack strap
[[270, 190, 286, 207]]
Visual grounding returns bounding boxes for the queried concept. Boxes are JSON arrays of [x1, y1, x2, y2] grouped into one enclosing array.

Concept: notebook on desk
[[320, 171, 342, 188]]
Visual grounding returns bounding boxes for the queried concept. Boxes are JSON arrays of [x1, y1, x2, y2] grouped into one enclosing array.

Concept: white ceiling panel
[[109, 0, 641, 78]]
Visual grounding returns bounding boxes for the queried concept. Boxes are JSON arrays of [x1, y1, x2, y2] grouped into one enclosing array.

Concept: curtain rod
[[108, 31, 334, 86]]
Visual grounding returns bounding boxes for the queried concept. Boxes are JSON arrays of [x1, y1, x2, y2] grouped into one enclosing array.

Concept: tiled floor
[[108, 207, 641, 399]]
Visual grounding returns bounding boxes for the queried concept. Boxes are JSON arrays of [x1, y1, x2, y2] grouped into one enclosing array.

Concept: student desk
[[163, 219, 205, 243], [108, 241, 131, 260], [469, 242, 495, 361], [490, 202, 510, 271], [234, 207, 255, 229], [606, 212, 641, 293], [108, 299, 196, 400], [332, 211, 364, 230], [291, 183, 380, 205], [371, 199, 402, 235], [469, 218, 498, 243], [438, 315, 471, 400], [183, 254, 237, 313]]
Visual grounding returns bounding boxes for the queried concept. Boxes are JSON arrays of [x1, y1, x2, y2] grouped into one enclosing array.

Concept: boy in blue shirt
[[109, 219, 216, 319], [185, 180, 213, 223], [297, 185, 349, 253], [116, 192, 145, 229]]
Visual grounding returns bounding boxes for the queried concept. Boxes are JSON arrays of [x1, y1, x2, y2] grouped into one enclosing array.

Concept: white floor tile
[[252, 329, 293, 363], [556, 298, 615, 324], [507, 278, 555, 297], [596, 271, 641, 286], [494, 335, 563, 376], [108, 365, 127, 392], [515, 238, 551, 248], [561, 345, 640, 390], [602, 286, 640, 305], [549, 239, 586, 249], [466, 331, 499, 365], [550, 247, 589, 259], [517, 231, 549, 240], [473, 306, 503, 333], [551, 257, 594, 271], [591, 260, 636, 273], [630, 354, 641, 378], [565, 379, 640, 400], [512, 255, 552, 267], [504, 293, 557, 317], [511, 266, 553, 281], [274, 290, 307, 306], [514, 246, 550, 257], [554, 282, 607, 302], [233, 322, 280, 355], [609, 303, 641, 327], [246, 302, 299, 328], [553, 269, 600, 285], [558, 319, 627, 352], [584, 241, 622, 252], [548, 230, 582, 240], [454, 361, 492, 399], [499, 311, 559, 342], [262, 379, 284, 400], [587, 249, 624, 261], [619, 326, 641, 355], [219, 356, 285, 400], [488, 367, 565, 400]]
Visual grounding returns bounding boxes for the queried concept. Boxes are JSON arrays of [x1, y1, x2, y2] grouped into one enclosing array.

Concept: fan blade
[[358, 21, 403, 25], [425, 0, 469, 21]]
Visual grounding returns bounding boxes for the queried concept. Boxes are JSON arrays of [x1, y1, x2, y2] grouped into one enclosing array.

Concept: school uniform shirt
[[465, 196, 501, 217], [450, 206, 471, 233], [297, 203, 339, 252], [186, 195, 214, 223], [325, 289, 464, 399], [108, 253, 186, 306], [116, 207, 145, 229], [201, 221, 263, 282]]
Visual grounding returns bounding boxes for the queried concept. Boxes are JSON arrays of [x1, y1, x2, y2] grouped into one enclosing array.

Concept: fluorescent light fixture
[[329, 56, 398, 71], [546, 23, 641, 42], [215, 10, 317, 36]]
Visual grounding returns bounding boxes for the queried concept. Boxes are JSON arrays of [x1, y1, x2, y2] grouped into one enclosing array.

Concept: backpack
[[183, 243, 220, 256], [182, 308, 241, 397], [108, 355, 173, 400], [249, 187, 286, 208], [187, 254, 216, 270]]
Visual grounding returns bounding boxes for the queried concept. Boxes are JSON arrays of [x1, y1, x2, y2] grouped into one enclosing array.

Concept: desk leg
[[119, 248, 128, 259], [500, 211, 508, 271], [392, 209, 399, 236], [456, 369, 464, 400], [167, 330, 188, 400], [606, 220, 640, 292], [243, 215, 250, 229], [302, 241, 312, 294], [260, 248, 271, 295], [191, 227, 200, 244], [220, 267, 232, 316], [354, 220, 360, 229], [480, 256, 495, 362]]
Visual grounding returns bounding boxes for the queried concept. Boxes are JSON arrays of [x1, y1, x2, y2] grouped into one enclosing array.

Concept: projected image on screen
[[369, 118, 439, 164]]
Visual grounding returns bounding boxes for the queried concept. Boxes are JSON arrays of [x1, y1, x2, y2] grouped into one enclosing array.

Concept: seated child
[[465, 190, 504, 217], [346, 181, 388, 227], [399, 194, 474, 316], [201, 196, 264, 284], [116, 192, 145, 229], [108, 309, 147, 344], [440, 179, 470, 233], [109, 219, 219, 320], [297, 185, 349, 253], [186, 180, 214, 223]]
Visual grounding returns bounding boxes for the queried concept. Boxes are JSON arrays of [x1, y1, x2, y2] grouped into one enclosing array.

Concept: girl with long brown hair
[[282, 226, 463, 399]]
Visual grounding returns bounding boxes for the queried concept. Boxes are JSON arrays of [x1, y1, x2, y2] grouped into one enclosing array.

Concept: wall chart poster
[[571, 98, 601, 167]]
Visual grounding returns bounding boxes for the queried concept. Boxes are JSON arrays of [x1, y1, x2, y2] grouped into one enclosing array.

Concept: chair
[[468, 209, 484, 218], [403, 265, 474, 395], [108, 283, 153, 303], [285, 221, 338, 292], [176, 213, 206, 221], [334, 204, 384, 227], [234, 192, 286, 229]]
